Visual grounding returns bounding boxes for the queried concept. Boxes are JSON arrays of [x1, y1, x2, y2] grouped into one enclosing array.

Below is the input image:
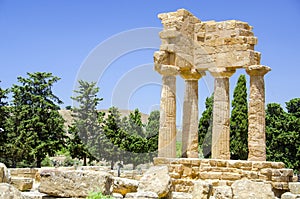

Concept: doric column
[[209, 68, 235, 159], [154, 51, 179, 157], [246, 65, 271, 161], [180, 70, 205, 158]]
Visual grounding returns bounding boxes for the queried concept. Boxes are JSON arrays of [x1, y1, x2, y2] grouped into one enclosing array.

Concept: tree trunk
[[83, 155, 87, 166], [111, 161, 114, 170]]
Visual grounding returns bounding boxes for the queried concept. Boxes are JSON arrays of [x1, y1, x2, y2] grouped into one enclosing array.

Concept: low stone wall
[[154, 157, 294, 193]]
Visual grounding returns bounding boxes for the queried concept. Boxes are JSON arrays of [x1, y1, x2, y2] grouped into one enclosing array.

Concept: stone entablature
[[154, 157, 293, 194], [154, 9, 271, 160]]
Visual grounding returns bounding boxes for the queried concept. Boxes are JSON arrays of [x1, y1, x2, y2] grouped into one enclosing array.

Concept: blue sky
[[0, 0, 299, 124]]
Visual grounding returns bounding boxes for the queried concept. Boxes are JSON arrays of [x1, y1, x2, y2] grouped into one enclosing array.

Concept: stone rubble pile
[[1, 162, 300, 199]]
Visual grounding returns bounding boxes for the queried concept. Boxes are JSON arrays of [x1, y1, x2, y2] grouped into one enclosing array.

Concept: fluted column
[[209, 68, 235, 159], [180, 70, 205, 158], [246, 65, 271, 161], [154, 53, 179, 157]]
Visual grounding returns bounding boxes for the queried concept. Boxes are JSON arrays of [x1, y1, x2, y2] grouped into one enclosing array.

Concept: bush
[[86, 191, 113, 199]]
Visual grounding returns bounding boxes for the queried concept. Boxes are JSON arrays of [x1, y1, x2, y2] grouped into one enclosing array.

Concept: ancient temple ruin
[[154, 9, 271, 161]]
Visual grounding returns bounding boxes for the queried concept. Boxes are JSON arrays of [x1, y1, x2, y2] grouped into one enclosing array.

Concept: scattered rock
[[113, 177, 139, 196], [289, 182, 300, 194], [138, 166, 171, 198], [192, 180, 212, 199], [112, 192, 124, 199], [21, 191, 48, 199], [38, 169, 113, 198], [0, 162, 10, 183], [172, 191, 192, 199], [125, 191, 159, 198], [0, 183, 24, 199], [11, 177, 34, 191], [214, 186, 232, 199], [231, 179, 275, 199]]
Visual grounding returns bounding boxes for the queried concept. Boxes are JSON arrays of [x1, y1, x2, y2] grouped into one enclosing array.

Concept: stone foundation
[[154, 157, 294, 193]]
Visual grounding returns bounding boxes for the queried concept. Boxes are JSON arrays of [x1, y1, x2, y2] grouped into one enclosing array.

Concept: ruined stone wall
[[154, 158, 294, 193]]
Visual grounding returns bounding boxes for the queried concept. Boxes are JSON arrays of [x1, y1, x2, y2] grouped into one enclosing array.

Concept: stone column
[[209, 68, 235, 159], [246, 65, 271, 161], [157, 65, 179, 158], [180, 70, 205, 158]]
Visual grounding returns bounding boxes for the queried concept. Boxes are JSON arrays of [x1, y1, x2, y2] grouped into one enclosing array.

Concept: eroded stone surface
[[231, 179, 275, 199], [38, 170, 112, 198], [0, 183, 25, 199], [138, 166, 171, 198], [112, 177, 139, 196]]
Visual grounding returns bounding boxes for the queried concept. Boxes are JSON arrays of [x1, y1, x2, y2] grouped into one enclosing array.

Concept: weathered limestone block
[[289, 182, 300, 194], [112, 177, 139, 196], [38, 170, 113, 198], [125, 191, 159, 199], [172, 192, 192, 199], [112, 193, 124, 199], [0, 183, 25, 199], [192, 180, 212, 199], [213, 186, 232, 199], [231, 179, 275, 199], [11, 177, 33, 191], [281, 192, 300, 199], [173, 179, 195, 193], [0, 162, 10, 183], [21, 191, 48, 199], [138, 166, 171, 198], [10, 168, 38, 178]]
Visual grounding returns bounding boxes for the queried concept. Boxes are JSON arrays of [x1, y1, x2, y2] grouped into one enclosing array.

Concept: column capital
[[180, 69, 205, 80], [209, 67, 236, 78], [155, 64, 179, 76], [246, 65, 271, 76]]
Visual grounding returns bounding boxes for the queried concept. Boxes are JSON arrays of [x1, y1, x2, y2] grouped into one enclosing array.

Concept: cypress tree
[[198, 93, 213, 158], [230, 74, 248, 160]]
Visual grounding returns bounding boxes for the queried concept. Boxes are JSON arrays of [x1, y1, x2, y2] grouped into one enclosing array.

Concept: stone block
[[221, 172, 241, 181], [172, 192, 192, 199], [125, 191, 159, 199], [271, 182, 289, 190], [192, 180, 211, 199], [39, 170, 113, 198], [10, 168, 38, 178], [11, 177, 33, 191], [232, 179, 275, 199], [138, 166, 171, 198], [0, 183, 24, 199], [213, 186, 232, 199], [200, 172, 222, 180], [0, 162, 10, 183], [112, 177, 138, 196], [281, 192, 298, 199], [289, 182, 300, 194], [22, 191, 48, 199]]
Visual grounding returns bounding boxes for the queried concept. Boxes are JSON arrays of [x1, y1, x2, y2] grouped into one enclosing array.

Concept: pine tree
[[69, 80, 103, 166], [266, 101, 300, 171], [145, 110, 160, 159], [230, 75, 248, 160], [198, 93, 213, 158], [102, 106, 125, 169], [6, 72, 66, 167], [0, 81, 9, 164]]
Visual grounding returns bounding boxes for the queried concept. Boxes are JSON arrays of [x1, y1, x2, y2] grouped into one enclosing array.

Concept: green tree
[[0, 81, 9, 164], [145, 110, 160, 159], [198, 93, 213, 158], [68, 80, 103, 166], [266, 102, 300, 171], [6, 72, 66, 167], [230, 75, 248, 160], [286, 98, 300, 118]]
